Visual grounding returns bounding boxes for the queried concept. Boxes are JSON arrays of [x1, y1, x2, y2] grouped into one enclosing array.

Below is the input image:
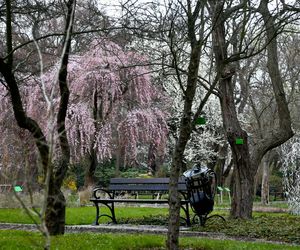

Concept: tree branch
[[55, 0, 76, 186]]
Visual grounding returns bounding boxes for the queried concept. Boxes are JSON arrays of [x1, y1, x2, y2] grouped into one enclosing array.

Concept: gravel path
[[0, 222, 298, 247]]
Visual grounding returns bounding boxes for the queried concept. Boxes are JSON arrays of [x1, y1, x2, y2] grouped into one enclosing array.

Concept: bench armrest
[[92, 187, 113, 199]]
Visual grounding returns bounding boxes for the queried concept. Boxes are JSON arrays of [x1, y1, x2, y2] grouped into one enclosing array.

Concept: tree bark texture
[[148, 144, 159, 175], [209, 0, 293, 218], [167, 14, 203, 250], [84, 150, 97, 188], [167, 73, 200, 249], [45, 177, 66, 235], [0, 59, 50, 173], [214, 144, 228, 187], [46, 0, 74, 235], [0, 0, 75, 236], [261, 157, 269, 205], [209, 0, 255, 218]]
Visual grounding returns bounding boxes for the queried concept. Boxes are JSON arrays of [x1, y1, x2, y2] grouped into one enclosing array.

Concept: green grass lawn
[[0, 206, 299, 245], [214, 201, 289, 210], [0, 230, 299, 250], [0, 206, 169, 225]]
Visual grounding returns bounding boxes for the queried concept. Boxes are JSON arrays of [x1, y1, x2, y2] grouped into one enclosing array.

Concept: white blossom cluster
[[185, 96, 225, 164], [281, 135, 300, 215]]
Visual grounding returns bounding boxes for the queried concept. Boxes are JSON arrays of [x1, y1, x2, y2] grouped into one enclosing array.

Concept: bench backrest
[[108, 177, 187, 192]]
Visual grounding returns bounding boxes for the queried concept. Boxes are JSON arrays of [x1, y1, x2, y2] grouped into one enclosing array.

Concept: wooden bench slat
[[110, 177, 186, 184], [90, 198, 189, 203], [108, 185, 168, 191], [108, 183, 187, 191]]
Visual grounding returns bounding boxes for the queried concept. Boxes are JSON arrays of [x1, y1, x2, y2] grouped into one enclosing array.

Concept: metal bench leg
[[180, 203, 191, 226], [93, 202, 100, 225], [206, 214, 226, 224], [111, 202, 117, 224], [185, 203, 191, 226], [92, 201, 117, 225], [98, 202, 117, 224], [200, 215, 206, 226], [179, 191, 191, 226], [193, 214, 226, 226]]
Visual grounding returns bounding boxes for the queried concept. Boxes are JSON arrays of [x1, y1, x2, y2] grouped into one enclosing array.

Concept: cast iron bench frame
[[90, 177, 191, 226]]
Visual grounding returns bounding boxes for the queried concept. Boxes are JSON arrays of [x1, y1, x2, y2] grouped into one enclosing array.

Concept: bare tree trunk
[[223, 159, 233, 187], [214, 144, 228, 187], [84, 150, 97, 187], [167, 154, 184, 250], [147, 144, 157, 175], [209, 0, 294, 218], [261, 156, 269, 205], [45, 177, 66, 235], [167, 84, 198, 250], [167, 4, 204, 246], [45, 0, 74, 235], [115, 144, 124, 177], [230, 160, 255, 218], [209, 0, 255, 218], [253, 165, 260, 197]]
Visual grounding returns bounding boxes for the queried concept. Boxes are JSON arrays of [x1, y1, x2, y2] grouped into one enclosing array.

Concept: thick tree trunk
[[209, 0, 294, 218], [209, 0, 254, 218], [227, 130, 254, 218], [45, 157, 70, 235], [231, 160, 254, 218], [45, 181, 66, 235]]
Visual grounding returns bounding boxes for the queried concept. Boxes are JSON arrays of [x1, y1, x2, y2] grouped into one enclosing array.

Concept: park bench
[[90, 177, 191, 226]]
